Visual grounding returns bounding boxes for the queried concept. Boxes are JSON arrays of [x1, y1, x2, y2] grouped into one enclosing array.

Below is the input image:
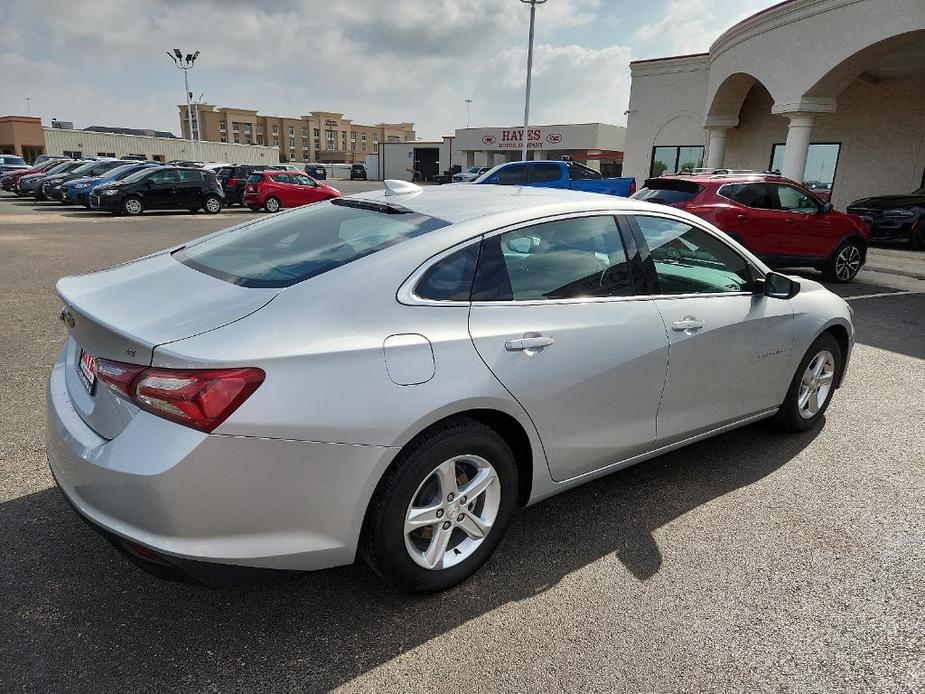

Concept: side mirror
[[763, 271, 800, 299], [821, 202, 833, 214], [488, 176, 499, 184], [145, 179, 154, 188]]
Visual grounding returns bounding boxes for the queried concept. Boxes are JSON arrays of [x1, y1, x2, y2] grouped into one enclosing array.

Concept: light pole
[[194, 92, 206, 147], [465, 99, 472, 128], [519, 0, 545, 161], [166, 48, 200, 160], [24, 97, 32, 116]]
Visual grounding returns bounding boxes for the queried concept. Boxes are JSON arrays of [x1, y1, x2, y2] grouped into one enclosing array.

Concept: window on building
[[361, 133, 367, 142], [220, 135, 227, 143], [362, 143, 367, 152], [288, 127, 295, 137], [63, 151, 82, 158], [769, 143, 841, 193], [257, 137, 263, 145], [96, 152, 116, 158], [219, 121, 226, 132], [257, 125, 264, 135], [244, 124, 252, 134], [232, 122, 240, 133], [273, 125, 279, 134], [301, 128, 308, 137], [326, 130, 335, 142], [471, 216, 632, 302], [245, 136, 252, 145], [350, 132, 356, 142], [273, 137, 279, 146], [649, 145, 704, 177], [234, 135, 240, 144]]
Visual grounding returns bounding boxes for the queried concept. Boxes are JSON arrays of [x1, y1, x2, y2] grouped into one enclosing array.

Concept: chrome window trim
[[397, 209, 632, 307]]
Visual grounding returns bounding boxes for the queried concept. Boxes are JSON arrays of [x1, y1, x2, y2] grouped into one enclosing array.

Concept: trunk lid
[[57, 250, 280, 439]]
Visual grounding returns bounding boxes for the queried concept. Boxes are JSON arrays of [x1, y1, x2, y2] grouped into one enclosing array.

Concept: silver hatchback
[[48, 181, 854, 591]]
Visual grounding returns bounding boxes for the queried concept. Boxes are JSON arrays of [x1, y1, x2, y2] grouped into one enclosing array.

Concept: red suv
[[243, 170, 340, 212], [633, 173, 869, 282]]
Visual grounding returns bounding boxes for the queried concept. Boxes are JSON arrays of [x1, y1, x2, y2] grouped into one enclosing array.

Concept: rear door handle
[[505, 335, 555, 351], [737, 213, 749, 221], [671, 317, 705, 332]]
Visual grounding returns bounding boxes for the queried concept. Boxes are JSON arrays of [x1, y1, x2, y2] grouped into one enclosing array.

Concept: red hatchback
[[243, 170, 340, 212], [633, 172, 869, 282]]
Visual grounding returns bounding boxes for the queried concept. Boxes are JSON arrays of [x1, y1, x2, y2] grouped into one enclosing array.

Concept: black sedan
[[848, 186, 925, 250]]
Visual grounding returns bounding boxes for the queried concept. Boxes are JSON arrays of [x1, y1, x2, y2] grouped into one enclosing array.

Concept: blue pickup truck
[[472, 160, 636, 196]]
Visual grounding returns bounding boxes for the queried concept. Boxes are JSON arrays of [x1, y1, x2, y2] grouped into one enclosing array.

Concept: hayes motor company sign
[[480, 128, 564, 150]]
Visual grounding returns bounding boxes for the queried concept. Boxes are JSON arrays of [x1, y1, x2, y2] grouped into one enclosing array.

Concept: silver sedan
[[47, 180, 854, 591]]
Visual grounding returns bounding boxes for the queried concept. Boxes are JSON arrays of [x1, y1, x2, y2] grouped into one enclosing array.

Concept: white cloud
[[633, 0, 773, 56]]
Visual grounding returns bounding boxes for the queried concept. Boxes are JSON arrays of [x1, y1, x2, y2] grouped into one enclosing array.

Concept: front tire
[[264, 196, 281, 213], [203, 195, 222, 214], [121, 196, 143, 216], [822, 240, 863, 283], [361, 418, 518, 592], [775, 333, 842, 432]]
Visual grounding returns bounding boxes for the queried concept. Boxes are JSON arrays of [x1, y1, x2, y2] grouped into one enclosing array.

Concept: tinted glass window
[[147, 169, 178, 185], [175, 199, 450, 288], [532, 163, 561, 183], [721, 183, 776, 210], [416, 244, 479, 301], [495, 165, 528, 185], [1, 156, 26, 165], [633, 215, 755, 295], [246, 173, 264, 184], [472, 216, 632, 301], [776, 185, 819, 213], [633, 180, 701, 204], [293, 175, 314, 186], [270, 173, 291, 183], [178, 169, 204, 182], [567, 162, 602, 180]]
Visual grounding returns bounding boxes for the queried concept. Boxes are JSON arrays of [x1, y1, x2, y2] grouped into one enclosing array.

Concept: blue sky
[[1, 0, 779, 139]]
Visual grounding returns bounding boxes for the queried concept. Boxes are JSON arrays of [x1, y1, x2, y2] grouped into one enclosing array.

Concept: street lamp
[[166, 48, 200, 160], [465, 99, 472, 128], [519, 0, 546, 161]]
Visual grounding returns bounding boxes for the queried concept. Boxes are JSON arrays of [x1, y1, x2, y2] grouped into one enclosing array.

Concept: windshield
[[119, 167, 157, 184], [464, 167, 481, 174], [109, 164, 147, 180], [41, 162, 74, 175], [175, 198, 450, 288], [1, 155, 26, 166]]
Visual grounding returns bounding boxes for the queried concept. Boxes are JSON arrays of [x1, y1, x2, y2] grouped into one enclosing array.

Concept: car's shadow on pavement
[[2, 420, 821, 692]]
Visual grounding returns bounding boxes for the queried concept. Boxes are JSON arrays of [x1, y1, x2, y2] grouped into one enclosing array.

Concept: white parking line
[[844, 291, 916, 301]]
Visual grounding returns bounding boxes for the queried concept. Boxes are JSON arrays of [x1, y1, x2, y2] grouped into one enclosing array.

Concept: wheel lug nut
[[447, 493, 454, 502], [442, 521, 451, 530], [459, 496, 467, 504], [436, 509, 443, 518], [457, 514, 465, 522]]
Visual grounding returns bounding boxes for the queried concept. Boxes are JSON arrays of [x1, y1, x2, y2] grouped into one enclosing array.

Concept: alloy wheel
[[124, 198, 143, 215], [205, 197, 221, 213], [834, 244, 861, 281], [403, 455, 501, 570], [797, 349, 836, 419], [265, 197, 280, 212]]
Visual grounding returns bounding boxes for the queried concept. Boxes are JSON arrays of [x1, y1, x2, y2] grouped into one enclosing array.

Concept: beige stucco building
[[623, 0, 925, 209], [180, 105, 415, 164]]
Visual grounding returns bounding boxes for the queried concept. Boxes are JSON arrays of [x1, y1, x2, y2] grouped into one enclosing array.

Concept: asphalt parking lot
[[1, 189, 923, 693]]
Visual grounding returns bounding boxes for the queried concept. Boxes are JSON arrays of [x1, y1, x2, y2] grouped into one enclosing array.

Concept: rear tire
[[775, 333, 842, 433], [822, 240, 863, 283], [203, 195, 222, 214], [361, 417, 518, 592], [121, 196, 143, 216], [911, 222, 925, 251], [264, 196, 281, 213], [246, 204, 260, 211]]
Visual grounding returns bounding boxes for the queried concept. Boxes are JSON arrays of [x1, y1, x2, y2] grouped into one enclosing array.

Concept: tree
[[651, 160, 668, 177]]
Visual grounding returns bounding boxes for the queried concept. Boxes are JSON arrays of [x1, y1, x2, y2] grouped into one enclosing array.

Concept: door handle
[[784, 218, 795, 224], [737, 213, 749, 221], [505, 335, 555, 352], [671, 317, 705, 332]]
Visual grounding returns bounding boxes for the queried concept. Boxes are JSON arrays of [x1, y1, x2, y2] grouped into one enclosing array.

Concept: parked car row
[[0, 157, 341, 216]]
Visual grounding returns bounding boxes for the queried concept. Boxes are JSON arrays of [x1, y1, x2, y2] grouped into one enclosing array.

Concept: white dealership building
[[622, 0, 925, 209]]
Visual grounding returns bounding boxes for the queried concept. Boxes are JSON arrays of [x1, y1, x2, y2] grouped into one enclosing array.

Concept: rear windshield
[[174, 198, 450, 288], [632, 179, 702, 204]]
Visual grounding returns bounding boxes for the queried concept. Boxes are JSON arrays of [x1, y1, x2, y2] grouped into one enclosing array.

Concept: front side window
[[632, 215, 755, 294], [471, 216, 632, 301], [776, 184, 819, 213], [270, 173, 291, 183], [175, 199, 450, 288], [147, 169, 178, 185]]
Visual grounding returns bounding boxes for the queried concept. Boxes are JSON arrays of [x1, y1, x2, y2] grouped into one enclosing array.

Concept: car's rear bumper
[[47, 347, 397, 581]]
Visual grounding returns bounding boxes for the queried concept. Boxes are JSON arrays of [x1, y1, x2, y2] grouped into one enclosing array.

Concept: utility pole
[[465, 99, 472, 128], [166, 48, 200, 160], [24, 97, 32, 116], [519, 0, 546, 161]]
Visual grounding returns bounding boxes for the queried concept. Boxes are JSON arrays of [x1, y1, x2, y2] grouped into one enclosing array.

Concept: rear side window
[[472, 216, 632, 301], [147, 169, 178, 185], [415, 245, 479, 301], [178, 169, 204, 182], [175, 199, 450, 288], [633, 179, 702, 204], [720, 183, 776, 210], [246, 173, 263, 184], [270, 173, 291, 183], [532, 163, 561, 183]]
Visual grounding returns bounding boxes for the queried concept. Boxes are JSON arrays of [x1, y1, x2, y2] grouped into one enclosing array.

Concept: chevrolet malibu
[[48, 182, 854, 592]]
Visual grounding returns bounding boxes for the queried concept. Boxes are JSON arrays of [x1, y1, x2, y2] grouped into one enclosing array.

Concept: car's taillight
[[96, 359, 264, 433], [228, 176, 239, 188], [629, 180, 637, 196]]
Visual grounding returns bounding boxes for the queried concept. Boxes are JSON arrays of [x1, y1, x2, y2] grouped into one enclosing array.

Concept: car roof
[[652, 173, 798, 186], [348, 183, 667, 224]]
